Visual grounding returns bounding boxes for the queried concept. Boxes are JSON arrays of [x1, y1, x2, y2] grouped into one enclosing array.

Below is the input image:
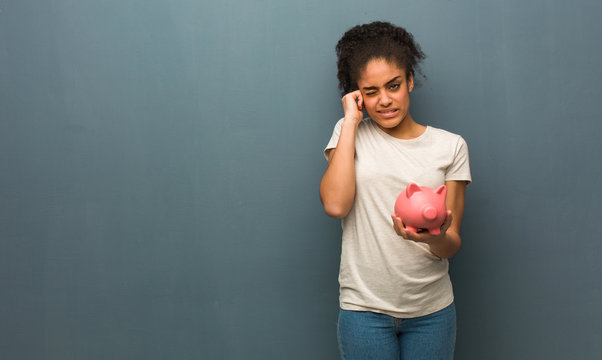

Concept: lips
[[377, 109, 399, 118]]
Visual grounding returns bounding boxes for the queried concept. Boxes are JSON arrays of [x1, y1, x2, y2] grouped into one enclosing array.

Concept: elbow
[[322, 202, 350, 219], [440, 245, 461, 259], [319, 183, 354, 218]]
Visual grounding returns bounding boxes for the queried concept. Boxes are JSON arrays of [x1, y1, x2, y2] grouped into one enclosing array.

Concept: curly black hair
[[336, 21, 426, 95]]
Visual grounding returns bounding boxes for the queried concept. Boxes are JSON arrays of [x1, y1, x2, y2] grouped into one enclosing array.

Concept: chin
[[374, 115, 403, 129]]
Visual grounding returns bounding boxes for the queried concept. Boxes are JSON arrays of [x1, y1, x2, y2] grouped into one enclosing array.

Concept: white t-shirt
[[324, 117, 472, 318]]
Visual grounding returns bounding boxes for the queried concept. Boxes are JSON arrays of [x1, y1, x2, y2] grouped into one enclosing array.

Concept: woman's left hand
[[391, 210, 453, 245]]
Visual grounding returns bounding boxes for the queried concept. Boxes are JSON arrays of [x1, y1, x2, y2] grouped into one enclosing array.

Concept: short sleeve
[[445, 136, 472, 183], [323, 118, 344, 161]]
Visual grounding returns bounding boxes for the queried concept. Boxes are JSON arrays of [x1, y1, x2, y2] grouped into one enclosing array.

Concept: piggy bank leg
[[404, 225, 420, 233], [428, 227, 441, 235]]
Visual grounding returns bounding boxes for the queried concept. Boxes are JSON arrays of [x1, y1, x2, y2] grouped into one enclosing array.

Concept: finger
[[441, 210, 453, 232], [342, 92, 356, 105], [391, 215, 408, 237], [343, 92, 363, 115], [391, 215, 401, 235], [408, 229, 434, 243], [396, 222, 411, 239], [356, 93, 363, 111], [404, 229, 419, 241]]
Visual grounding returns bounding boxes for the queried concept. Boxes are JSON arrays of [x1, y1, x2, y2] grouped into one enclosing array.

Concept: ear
[[408, 72, 414, 93], [406, 183, 421, 197], [434, 185, 447, 198]]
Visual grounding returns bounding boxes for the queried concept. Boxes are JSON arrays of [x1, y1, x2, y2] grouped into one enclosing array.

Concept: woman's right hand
[[341, 90, 364, 125]]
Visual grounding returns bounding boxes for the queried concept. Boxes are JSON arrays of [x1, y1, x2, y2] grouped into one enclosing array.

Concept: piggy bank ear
[[406, 183, 421, 197], [434, 185, 447, 198]]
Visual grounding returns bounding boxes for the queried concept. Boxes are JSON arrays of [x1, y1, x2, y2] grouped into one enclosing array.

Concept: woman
[[320, 22, 471, 359]]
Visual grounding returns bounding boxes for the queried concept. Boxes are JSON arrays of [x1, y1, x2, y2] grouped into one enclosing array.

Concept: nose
[[379, 92, 392, 107]]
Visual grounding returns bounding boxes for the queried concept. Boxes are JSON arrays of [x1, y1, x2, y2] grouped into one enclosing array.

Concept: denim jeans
[[337, 302, 456, 360]]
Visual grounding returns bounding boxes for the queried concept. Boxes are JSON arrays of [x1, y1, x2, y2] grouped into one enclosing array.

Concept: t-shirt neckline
[[370, 118, 430, 143]]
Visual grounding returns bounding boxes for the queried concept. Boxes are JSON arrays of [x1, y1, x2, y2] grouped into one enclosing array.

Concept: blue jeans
[[337, 303, 456, 360]]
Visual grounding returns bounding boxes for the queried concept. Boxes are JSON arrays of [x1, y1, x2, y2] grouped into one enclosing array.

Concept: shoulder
[[427, 126, 468, 147], [427, 126, 462, 140], [358, 117, 374, 130]]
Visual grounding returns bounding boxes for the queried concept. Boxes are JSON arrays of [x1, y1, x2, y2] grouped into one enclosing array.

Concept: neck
[[378, 113, 426, 139]]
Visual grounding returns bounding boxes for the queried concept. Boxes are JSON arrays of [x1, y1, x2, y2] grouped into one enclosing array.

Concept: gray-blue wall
[[1, 0, 600, 359]]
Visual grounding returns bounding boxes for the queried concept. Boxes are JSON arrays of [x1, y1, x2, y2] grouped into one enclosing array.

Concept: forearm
[[319, 119, 359, 218], [427, 230, 462, 259]]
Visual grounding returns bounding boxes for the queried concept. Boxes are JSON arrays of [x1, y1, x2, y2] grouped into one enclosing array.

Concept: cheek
[[363, 102, 379, 118], [393, 94, 410, 110], [362, 98, 377, 111], [396, 91, 410, 103]]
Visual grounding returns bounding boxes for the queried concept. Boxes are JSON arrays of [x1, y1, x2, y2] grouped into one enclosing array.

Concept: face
[[356, 58, 414, 134]]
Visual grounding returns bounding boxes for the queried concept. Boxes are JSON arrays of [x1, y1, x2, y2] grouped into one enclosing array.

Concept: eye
[[389, 84, 400, 90], [365, 91, 377, 96]]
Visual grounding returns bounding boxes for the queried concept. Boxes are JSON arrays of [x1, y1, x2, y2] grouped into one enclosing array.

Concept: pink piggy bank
[[394, 183, 447, 235]]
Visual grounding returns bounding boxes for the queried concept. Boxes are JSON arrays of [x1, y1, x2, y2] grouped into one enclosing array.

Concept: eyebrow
[[362, 76, 403, 91]]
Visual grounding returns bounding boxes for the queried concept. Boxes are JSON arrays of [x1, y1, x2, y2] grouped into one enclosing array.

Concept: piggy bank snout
[[422, 206, 438, 221]]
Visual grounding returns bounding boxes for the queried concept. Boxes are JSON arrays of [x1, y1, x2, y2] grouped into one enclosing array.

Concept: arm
[[391, 180, 468, 258], [319, 91, 364, 218]]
